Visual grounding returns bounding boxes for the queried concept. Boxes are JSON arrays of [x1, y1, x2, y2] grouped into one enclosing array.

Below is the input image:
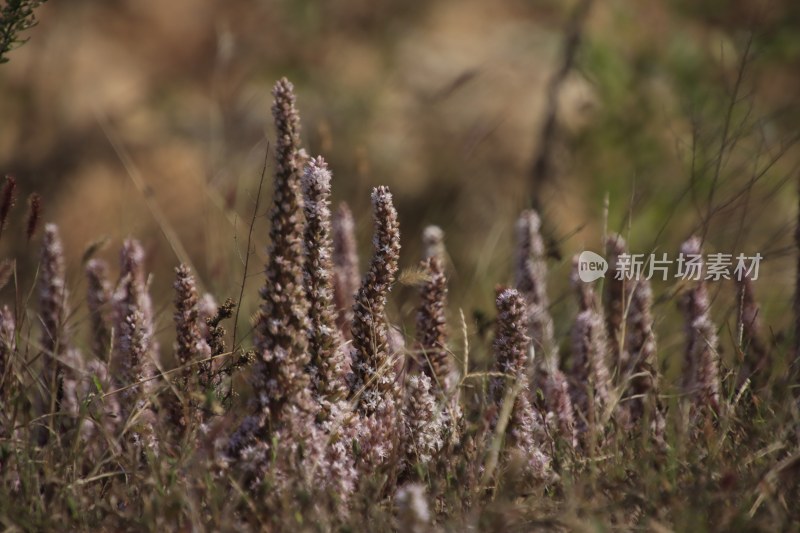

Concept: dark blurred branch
[[0, 0, 46, 64], [529, 0, 594, 213]]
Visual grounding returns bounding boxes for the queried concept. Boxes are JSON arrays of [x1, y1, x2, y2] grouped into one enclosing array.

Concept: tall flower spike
[[490, 289, 531, 403], [604, 234, 628, 377], [302, 156, 349, 403], [350, 185, 401, 414], [491, 288, 551, 480], [624, 277, 666, 445], [86, 259, 113, 361], [37, 224, 84, 439], [514, 211, 575, 446], [569, 256, 611, 438], [678, 237, 721, 416], [416, 228, 451, 395], [514, 210, 556, 370], [169, 264, 211, 432], [173, 265, 210, 377], [332, 202, 360, 339], [250, 77, 311, 424], [111, 239, 158, 453], [112, 239, 157, 407], [736, 275, 770, 390], [349, 186, 401, 473], [38, 224, 71, 412]]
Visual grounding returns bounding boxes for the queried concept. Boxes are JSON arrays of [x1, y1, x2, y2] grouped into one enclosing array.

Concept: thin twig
[[233, 143, 269, 351]]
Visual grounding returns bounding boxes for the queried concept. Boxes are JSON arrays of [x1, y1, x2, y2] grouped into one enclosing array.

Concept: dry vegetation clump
[[0, 77, 799, 532]]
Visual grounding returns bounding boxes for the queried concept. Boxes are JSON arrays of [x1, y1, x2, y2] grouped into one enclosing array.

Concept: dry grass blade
[[480, 374, 525, 491]]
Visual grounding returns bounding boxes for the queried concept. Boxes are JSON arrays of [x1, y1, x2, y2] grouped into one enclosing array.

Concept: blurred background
[[1, 0, 799, 374]]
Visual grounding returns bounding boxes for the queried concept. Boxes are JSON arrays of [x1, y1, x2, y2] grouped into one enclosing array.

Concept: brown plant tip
[[416, 253, 451, 395], [604, 233, 628, 374], [332, 202, 360, 339], [678, 236, 721, 416], [250, 76, 312, 425], [86, 259, 113, 361], [302, 156, 349, 403], [350, 185, 401, 417], [26, 192, 41, 241], [515, 209, 556, 370], [0, 175, 16, 238]]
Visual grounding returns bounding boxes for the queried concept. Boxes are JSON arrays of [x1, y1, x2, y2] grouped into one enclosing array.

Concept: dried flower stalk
[[250, 77, 312, 428], [302, 157, 349, 404]]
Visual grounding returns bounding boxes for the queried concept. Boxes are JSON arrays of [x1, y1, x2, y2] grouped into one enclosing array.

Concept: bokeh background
[[2, 0, 799, 375]]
